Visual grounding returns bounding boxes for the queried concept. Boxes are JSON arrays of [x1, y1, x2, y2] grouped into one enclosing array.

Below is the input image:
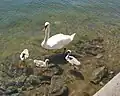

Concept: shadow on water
[[44, 53, 68, 65], [69, 70, 84, 80]]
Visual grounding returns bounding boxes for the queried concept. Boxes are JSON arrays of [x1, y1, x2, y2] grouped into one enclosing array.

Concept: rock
[[0, 90, 5, 96], [25, 67, 34, 76], [23, 75, 51, 90], [108, 70, 115, 80], [26, 75, 41, 86], [69, 70, 84, 80], [39, 75, 51, 85], [45, 65, 63, 76], [99, 81, 104, 86], [82, 92, 90, 96], [55, 86, 69, 96], [90, 66, 108, 84], [5, 75, 27, 88], [95, 54, 103, 59], [5, 86, 18, 95], [50, 76, 64, 93], [34, 64, 63, 77], [0, 88, 5, 96], [49, 76, 68, 96], [25, 59, 35, 68]]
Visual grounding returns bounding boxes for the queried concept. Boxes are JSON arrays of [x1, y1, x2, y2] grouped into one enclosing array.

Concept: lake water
[[1, 0, 120, 31], [0, 0, 120, 59]]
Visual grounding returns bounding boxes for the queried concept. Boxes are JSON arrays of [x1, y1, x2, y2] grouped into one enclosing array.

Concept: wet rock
[[23, 75, 51, 90], [99, 81, 104, 86], [101, 70, 115, 84], [49, 76, 68, 96], [95, 54, 103, 59], [0, 87, 5, 96], [25, 59, 34, 68], [76, 37, 105, 57], [25, 67, 34, 76], [44, 65, 63, 76], [56, 86, 69, 96], [5, 75, 27, 88], [26, 75, 41, 86], [0, 90, 4, 96], [5, 81, 16, 88], [89, 37, 104, 45], [90, 66, 108, 84], [39, 75, 51, 85], [69, 70, 84, 80], [108, 70, 115, 79], [5, 86, 18, 95], [34, 64, 63, 77], [82, 92, 90, 96]]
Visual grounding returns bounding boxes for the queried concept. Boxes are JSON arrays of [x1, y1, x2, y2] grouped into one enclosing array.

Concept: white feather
[[34, 59, 49, 67], [20, 49, 29, 61], [65, 51, 81, 66], [41, 22, 76, 49]]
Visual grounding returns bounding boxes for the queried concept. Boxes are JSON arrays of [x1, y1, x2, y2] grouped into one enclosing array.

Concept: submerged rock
[[95, 54, 103, 59], [69, 70, 84, 80], [49, 76, 68, 96], [5, 86, 18, 95], [5, 75, 27, 88], [90, 66, 108, 84], [26, 75, 41, 86]]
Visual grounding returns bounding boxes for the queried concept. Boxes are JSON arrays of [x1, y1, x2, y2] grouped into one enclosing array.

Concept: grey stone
[[5, 86, 18, 95], [49, 76, 68, 96], [26, 75, 41, 86], [90, 66, 108, 84]]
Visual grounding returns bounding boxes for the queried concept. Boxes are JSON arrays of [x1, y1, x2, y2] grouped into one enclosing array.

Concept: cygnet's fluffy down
[[20, 49, 29, 61], [65, 55, 81, 66], [34, 59, 49, 67], [65, 50, 81, 66]]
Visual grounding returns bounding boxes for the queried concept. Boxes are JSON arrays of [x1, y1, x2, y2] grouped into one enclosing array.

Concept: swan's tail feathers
[[70, 33, 76, 40]]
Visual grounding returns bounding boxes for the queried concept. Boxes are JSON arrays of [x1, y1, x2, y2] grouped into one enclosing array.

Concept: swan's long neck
[[65, 53, 70, 60], [43, 25, 50, 44], [44, 60, 48, 67]]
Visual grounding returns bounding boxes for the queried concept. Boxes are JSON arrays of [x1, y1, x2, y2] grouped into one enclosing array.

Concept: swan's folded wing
[[69, 56, 81, 65], [47, 34, 71, 47]]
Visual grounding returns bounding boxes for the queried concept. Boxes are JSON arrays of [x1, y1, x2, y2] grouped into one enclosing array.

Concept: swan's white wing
[[68, 56, 81, 65], [47, 34, 71, 47]]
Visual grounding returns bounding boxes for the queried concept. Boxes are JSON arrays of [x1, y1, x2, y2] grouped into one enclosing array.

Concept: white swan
[[41, 22, 76, 49], [65, 50, 81, 69], [20, 49, 29, 61], [34, 59, 49, 68]]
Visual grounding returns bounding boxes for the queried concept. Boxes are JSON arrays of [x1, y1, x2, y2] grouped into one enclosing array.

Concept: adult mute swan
[[41, 22, 76, 49], [34, 59, 49, 68], [20, 49, 29, 61], [65, 50, 81, 69]]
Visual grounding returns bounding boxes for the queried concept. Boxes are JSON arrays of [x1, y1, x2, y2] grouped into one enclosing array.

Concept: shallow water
[[0, 0, 120, 31], [0, 1, 120, 96], [0, 0, 120, 59]]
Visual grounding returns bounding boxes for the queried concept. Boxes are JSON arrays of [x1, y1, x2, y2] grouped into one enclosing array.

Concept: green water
[[0, 0, 120, 59]]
